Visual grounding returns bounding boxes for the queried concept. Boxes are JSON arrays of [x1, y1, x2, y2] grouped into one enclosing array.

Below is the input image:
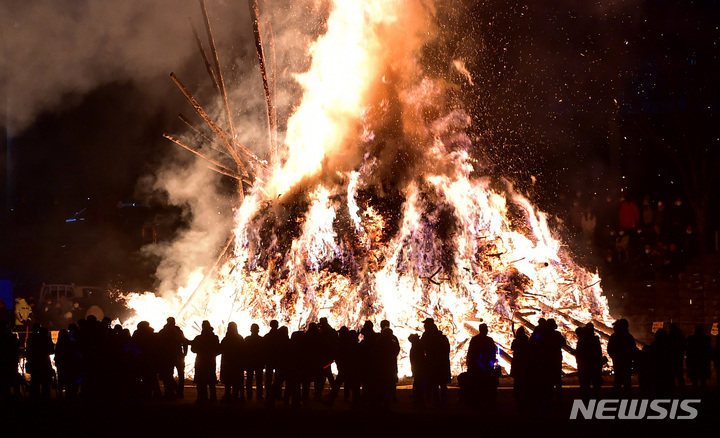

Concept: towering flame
[[123, 0, 613, 377]]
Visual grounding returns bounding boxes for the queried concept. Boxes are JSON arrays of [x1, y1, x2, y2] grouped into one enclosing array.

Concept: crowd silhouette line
[[1, 316, 719, 409]]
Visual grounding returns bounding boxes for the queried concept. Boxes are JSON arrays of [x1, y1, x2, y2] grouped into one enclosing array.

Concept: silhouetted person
[[25, 324, 55, 399], [220, 322, 245, 403], [377, 326, 401, 408], [510, 326, 532, 406], [286, 330, 308, 407], [191, 320, 220, 404], [0, 320, 22, 400], [317, 317, 339, 399], [118, 327, 140, 400], [543, 319, 567, 402], [266, 326, 290, 407], [408, 333, 427, 407], [380, 320, 399, 402], [328, 327, 360, 407], [132, 320, 162, 400], [263, 319, 280, 397], [421, 319, 450, 407], [648, 328, 674, 397], [304, 322, 325, 402], [244, 323, 264, 401], [174, 325, 189, 398], [54, 328, 81, 398], [465, 323, 499, 407], [607, 318, 637, 397], [359, 320, 379, 405], [685, 325, 712, 394], [574, 323, 605, 401], [157, 317, 183, 399]]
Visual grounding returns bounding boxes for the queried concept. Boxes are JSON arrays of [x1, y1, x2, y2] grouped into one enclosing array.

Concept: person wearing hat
[[191, 320, 221, 403], [421, 318, 451, 406]]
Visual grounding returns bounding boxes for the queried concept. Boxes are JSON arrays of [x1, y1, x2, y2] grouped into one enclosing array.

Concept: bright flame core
[[122, 0, 613, 378]]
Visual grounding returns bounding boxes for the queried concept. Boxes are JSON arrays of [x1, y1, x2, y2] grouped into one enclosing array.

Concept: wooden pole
[[267, 7, 279, 167], [178, 113, 231, 159], [200, 0, 237, 142], [164, 133, 242, 180], [248, 0, 278, 169], [170, 72, 249, 182], [190, 20, 221, 95]]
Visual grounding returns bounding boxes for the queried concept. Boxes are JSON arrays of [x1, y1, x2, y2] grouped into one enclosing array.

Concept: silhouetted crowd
[[1, 315, 719, 409], [560, 192, 699, 282]]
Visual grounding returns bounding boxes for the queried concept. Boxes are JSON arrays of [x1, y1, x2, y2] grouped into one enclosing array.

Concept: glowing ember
[[121, 0, 613, 378]]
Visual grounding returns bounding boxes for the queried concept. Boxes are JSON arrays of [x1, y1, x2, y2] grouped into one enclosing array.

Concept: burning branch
[[248, 0, 278, 169], [267, 14, 278, 154], [163, 133, 244, 181], [169, 72, 250, 188], [199, 0, 236, 142], [190, 20, 220, 95], [178, 114, 231, 160]]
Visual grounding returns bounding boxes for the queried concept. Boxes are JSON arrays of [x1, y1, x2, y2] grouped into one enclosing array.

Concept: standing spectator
[[191, 320, 221, 404], [377, 325, 401, 408], [318, 317, 339, 399], [465, 323, 499, 406], [647, 328, 674, 397], [263, 320, 280, 397], [24, 324, 55, 399], [421, 318, 451, 407], [408, 333, 426, 407], [157, 317, 183, 399], [328, 326, 359, 406], [510, 326, 532, 406], [266, 326, 290, 407], [0, 320, 22, 400], [132, 321, 161, 400], [244, 323, 265, 401], [685, 325, 712, 394], [285, 330, 307, 407], [545, 318, 567, 401], [54, 328, 82, 398], [359, 321, 379, 404], [607, 318, 637, 397], [220, 322, 245, 403], [574, 323, 605, 401], [304, 322, 324, 402], [174, 325, 189, 398]]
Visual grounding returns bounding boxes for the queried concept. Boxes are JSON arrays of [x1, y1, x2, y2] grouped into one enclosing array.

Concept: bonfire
[[121, 0, 614, 377]]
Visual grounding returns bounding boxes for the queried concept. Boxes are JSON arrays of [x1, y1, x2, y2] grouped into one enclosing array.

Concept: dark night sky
[[1, 0, 719, 294]]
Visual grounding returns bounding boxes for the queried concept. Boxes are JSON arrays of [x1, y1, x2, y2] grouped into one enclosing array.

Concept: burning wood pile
[[122, 0, 615, 377]]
